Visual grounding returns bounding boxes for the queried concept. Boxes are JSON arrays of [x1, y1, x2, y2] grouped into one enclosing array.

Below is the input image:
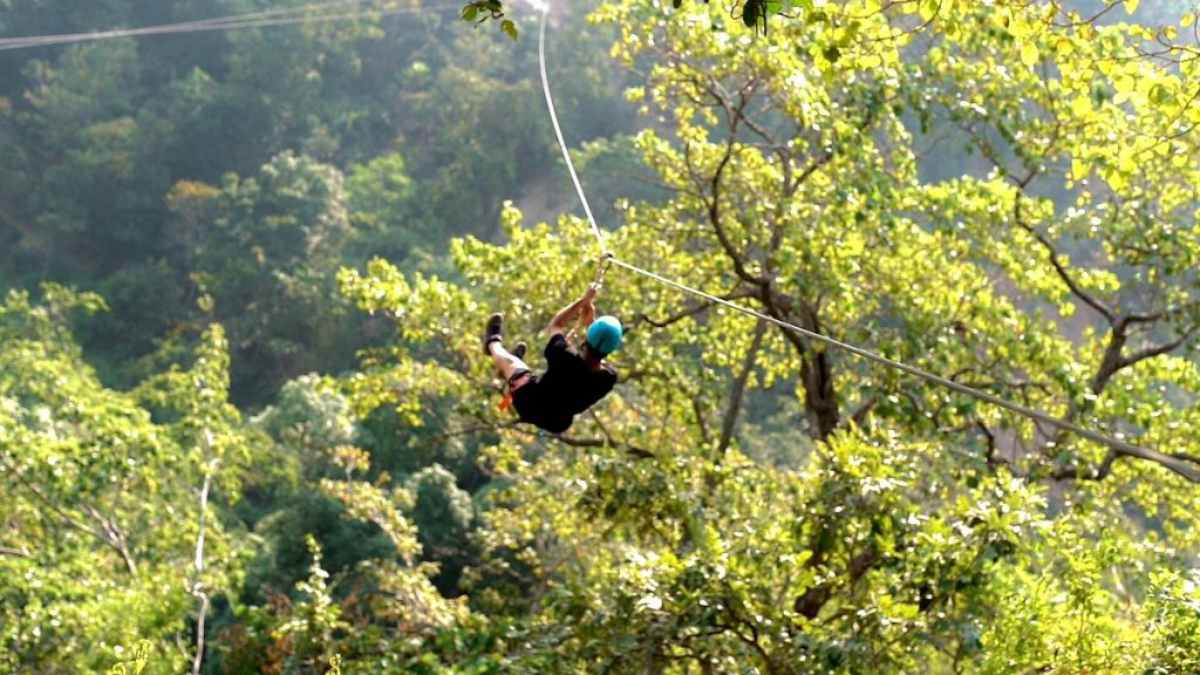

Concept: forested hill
[[0, 0, 642, 405], [1, 0, 1199, 673]]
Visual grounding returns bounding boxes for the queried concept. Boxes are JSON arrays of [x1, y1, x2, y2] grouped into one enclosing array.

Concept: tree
[[344, 151, 435, 265], [216, 441, 480, 673], [5, 39, 163, 284], [240, 374, 394, 602], [464, 0, 1194, 46], [0, 285, 262, 672], [335, 0, 1200, 669], [0, 0, 638, 404], [180, 151, 362, 405], [405, 463, 478, 593]]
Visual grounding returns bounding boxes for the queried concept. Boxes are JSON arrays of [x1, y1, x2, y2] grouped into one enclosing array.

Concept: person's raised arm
[[546, 285, 598, 337], [579, 292, 596, 331]]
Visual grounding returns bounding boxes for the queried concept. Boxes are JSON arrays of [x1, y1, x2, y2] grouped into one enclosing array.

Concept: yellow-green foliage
[[0, 288, 263, 673], [327, 0, 1200, 671]]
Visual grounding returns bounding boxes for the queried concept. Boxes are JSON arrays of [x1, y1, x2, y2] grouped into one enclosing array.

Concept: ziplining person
[[483, 282, 622, 434]]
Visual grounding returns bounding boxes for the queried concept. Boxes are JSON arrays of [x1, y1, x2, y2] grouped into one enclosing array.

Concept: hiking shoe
[[483, 313, 503, 355], [513, 341, 527, 360]]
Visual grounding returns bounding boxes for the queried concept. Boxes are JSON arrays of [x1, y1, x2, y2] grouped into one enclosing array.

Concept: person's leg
[[484, 313, 531, 380], [488, 341, 530, 380]]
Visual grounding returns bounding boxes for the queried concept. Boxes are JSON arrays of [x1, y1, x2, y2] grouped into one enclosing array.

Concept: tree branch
[[0, 546, 32, 559], [1053, 443, 1200, 483], [1124, 299, 1200, 325], [853, 396, 878, 424], [698, 84, 769, 288], [718, 318, 768, 455], [693, 395, 712, 446], [1052, 449, 1118, 482], [80, 503, 138, 577], [635, 289, 754, 329], [975, 421, 1006, 471], [794, 547, 879, 619], [190, 429, 218, 675], [3, 456, 139, 575], [556, 434, 656, 460], [502, 424, 657, 460], [1117, 324, 1200, 370], [1013, 196, 1115, 323]]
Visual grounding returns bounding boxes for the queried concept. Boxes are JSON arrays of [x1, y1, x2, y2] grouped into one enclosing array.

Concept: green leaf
[[1123, 0, 1139, 14], [462, 5, 478, 21], [1149, 83, 1173, 105], [1020, 42, 1039, 67], [919, 0, 939, 22], [501, 19, 517, 40], [844, 20, 861, 42]]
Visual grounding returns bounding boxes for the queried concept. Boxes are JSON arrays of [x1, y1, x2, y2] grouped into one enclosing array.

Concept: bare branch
[[1054, 444, 1200, 483], [975, 420, 1005, 470], [555, 433, 656, 460], [1171, 451, 1200, 465], [840, 397, 877, 430], [80, 504, 138, 576], [190, 429, 218, 675], [1118, 324, 1200, 370], [635, 288, 755, 329], [706, 137, 766, 287], [502, 424, 656, 459], [718, 318, 768, 455], [1052, 0, 1122, 28], [737, 110, 780, 150], [794, 547, 879, 619], [698, 83, 769, 288], [1124, 299, 1200, 325], [1013, 196, 1115, 323], [0, 546, 32, 559], [3, 456, 139, 575], [693, 395, 712, 446], [1052, 449, 1118, 482]]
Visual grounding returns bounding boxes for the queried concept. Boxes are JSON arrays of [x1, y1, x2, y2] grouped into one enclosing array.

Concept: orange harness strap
[[499, 371, 533, 413]]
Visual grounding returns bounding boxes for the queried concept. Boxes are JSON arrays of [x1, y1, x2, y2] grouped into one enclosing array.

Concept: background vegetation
[[1, 0, 1198, 672]]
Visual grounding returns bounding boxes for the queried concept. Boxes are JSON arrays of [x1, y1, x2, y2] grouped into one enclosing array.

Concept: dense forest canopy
[[1, 0, 1199, 673]]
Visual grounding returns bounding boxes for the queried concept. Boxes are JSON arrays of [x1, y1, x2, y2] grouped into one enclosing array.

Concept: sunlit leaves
[[0, 289, 260, 672], [199, 0, 1200, 669]]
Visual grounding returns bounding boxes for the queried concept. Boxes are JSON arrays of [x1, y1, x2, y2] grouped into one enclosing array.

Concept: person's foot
[[483, 313, 503, 355], [513, 341, 527, 360]]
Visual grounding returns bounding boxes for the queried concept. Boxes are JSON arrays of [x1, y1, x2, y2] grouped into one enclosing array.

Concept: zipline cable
[[533, 5, 1196, 479], [0, 0, 373, 45], [609, 259, 1196, 479], [537, 7, 606, 250], [0, 1, 438, 51], [0, 0, 382, 49], [0, 7, 412, 51]]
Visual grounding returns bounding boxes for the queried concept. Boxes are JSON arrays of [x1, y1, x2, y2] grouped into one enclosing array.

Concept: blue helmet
[[586, 316, 623, 356]]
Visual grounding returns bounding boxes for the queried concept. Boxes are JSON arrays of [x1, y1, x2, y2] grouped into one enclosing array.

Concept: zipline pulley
[[591, 252, 614, 291]]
